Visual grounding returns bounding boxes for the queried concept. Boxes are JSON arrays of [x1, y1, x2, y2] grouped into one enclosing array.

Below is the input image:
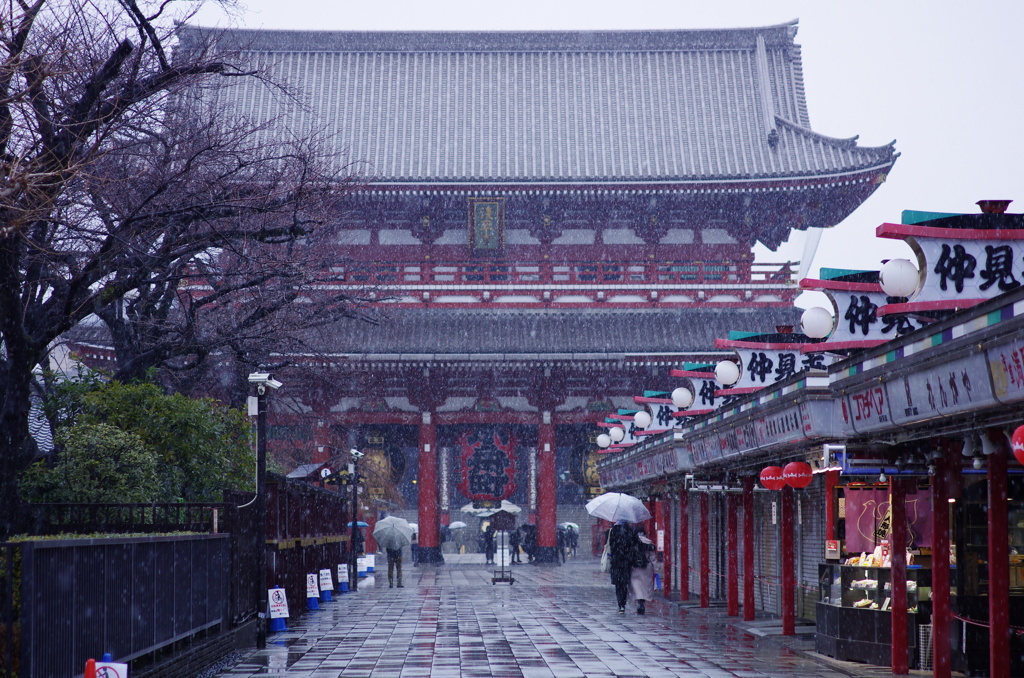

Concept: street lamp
[[247, 372, 281, 650], [347, 448, 364, 591]]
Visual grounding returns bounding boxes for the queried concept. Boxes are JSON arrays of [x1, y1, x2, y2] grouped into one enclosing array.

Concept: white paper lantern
[[609, 426, 625, 442], [800, 306, 834, 339], [634, 410, 652, 429], [715, 360, 740, 386], [879, 258, 920, 298], [671, 387, 694, 409], [596, 433, 611, 448]]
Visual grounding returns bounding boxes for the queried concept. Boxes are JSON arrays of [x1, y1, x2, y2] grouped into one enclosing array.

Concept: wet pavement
[[216, 557, 920, 678]]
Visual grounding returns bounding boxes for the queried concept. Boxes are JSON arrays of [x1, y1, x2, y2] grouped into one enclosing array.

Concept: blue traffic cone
[[270, 616, 286, 632], [320, 588, 332, 603]]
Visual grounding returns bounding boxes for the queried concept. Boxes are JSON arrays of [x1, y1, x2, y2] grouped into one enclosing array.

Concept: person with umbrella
[[509, 526, 522, 563], [631, 527, 656, 614], [373, 516, 413, 588], [586, 492, 652, 614]]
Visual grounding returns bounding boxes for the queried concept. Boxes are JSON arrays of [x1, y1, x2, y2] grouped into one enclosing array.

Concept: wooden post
[[891, 477, 908, 675], [986, 430, 1010, 678], [700, 492, 709, 608], [679, 491, 690, 601], [727, 493, 739, 616], [780, 486, 795, 636], [743, 476, 755, 621]]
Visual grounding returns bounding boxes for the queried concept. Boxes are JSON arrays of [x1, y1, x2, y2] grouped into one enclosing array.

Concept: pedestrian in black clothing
[[386, 546, 404, 588], [556, 527, 567, 563], [607, 521, 640, 614], [567, 526, 579, 558], [509, 527, 522, 563], [484, 525, 496, 564]]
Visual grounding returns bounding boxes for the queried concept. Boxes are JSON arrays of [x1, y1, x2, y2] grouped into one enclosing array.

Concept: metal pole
[[349, 459, 359, 592], [255, 386, 268, 649]]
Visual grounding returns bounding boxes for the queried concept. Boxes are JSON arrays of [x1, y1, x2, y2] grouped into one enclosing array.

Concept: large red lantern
[[783, 461, 814, 489], [1012, 425, 1024, 466], [760, 466, 786, 491]]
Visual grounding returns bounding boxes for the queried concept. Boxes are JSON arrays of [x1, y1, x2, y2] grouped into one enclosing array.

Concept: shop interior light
[[973, 457, 985, 470]]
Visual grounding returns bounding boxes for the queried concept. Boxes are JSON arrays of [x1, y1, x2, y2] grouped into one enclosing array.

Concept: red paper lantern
[[783, 461, 814, 489], [1012, 425, 1024, 466], [760, 466, 786, 490]]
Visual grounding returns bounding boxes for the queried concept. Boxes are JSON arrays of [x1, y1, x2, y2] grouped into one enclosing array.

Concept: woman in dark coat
[[607, 521, 639, 614]]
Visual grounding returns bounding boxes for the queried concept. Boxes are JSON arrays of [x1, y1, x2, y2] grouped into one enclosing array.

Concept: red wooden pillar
[[743, 476, 755, 621], [662, 497, 672, 598], [536, 418, 558, 563], [891, 477, 909, 674], [986, 430, 1010, 678], [417, 415, 443, 563], [780, 485, 795, 636], [932, 447, 951, 678], [679, 491, 690, 601], [699, 492, 709, 608], [825, 470, 839, 541], [726, 493, 739, 616]]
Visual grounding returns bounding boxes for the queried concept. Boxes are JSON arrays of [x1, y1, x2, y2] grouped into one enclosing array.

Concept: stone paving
[[215, 556, 921, 678]]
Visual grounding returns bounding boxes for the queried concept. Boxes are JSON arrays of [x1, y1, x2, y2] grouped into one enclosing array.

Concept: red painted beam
[[417, 421, 439, 551], [537, 422, 557, 553]]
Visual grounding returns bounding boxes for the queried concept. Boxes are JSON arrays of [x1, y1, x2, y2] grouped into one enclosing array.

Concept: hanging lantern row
[[760, 461, 813, 490]]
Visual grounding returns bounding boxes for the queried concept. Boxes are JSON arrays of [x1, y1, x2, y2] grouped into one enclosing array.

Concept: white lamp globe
[[634, 410, 652, 429], [715, 360, 740, 385], [671, 387, 694, 409], [609, 426, 625, 442], [596, 433, 611, 448], [879, 259, 920, 298], [800, 307, 834, 339]]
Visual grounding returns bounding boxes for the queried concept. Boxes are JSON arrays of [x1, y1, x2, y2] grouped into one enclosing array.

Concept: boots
[[389, 579, 394, 588], [397, 578, 404, 588], [637, 600, 645, 615]]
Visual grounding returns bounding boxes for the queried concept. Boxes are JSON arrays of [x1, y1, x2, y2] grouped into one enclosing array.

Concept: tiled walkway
[[215, 558, 902, 678]]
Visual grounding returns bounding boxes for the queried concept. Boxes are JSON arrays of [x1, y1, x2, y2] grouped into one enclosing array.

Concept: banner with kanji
[[456, 428, 518, 501]]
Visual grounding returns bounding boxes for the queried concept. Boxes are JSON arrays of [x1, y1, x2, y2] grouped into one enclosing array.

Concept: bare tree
[[0, 0, 372, 534]]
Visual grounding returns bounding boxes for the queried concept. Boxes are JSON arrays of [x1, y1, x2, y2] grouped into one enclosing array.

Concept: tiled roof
[[182, 22, 896, 186], [313, 307, 801, 356]]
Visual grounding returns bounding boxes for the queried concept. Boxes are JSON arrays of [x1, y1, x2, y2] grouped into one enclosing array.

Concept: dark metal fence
[[0, 474, 352, 678]]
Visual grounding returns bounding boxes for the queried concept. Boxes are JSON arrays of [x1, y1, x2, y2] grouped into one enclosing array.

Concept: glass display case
[[816, 563, 930, 667]]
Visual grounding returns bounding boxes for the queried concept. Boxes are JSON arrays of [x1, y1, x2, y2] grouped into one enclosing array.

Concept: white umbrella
[[448, 520, 468, 529], [585, 492, 651, 523], [459, 500, 522, 517], [408, 523, 418, 534], [373, 516, 414, 551], [559, 522, 580, 531]]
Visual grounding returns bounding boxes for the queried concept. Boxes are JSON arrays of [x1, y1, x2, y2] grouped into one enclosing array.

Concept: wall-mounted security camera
[[349, 448, 365, 459], [248, 372, 283, 390]]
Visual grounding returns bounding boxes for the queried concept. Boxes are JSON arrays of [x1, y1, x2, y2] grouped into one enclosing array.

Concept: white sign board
[[305, 573, 319, 598], [337, 564, 349, 583], [319, 568, 333, 592], [96, 663, 129, 678], [656, 529, 665, 552], [268, 587, 289, 619]]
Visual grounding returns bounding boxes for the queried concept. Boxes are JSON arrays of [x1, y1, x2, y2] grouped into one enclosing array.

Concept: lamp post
[[247, 372, 281, 650], [348, 448, 364, 592]]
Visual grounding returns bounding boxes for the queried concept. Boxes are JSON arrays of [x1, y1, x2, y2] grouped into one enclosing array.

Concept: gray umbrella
[[373, 516, 414, 551]]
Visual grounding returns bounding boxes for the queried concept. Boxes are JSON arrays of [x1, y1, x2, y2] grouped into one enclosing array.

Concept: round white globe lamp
[[800, 307, 834, 339], [596, 433, 611, 448], [634, 410, 652, 429], [715, 360, 740, 386], [879, 259, 920, 298], [671, 387, 694, 409], [609, 426, 625, 442]]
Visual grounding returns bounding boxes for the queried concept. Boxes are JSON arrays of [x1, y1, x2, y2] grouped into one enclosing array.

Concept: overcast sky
[[191, 1, 1024, 295]]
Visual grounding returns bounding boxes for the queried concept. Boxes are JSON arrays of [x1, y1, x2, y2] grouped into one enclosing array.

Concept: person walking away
[[556, 526, 567, 563], [386, 546, 404, 588], [630, 528, 656, 614], [608, 521, 639, 614], [568, 526, 578, 558], [509, 527, 522, 563], [484, 525, 496, 564], [410, 532, 419, 565]]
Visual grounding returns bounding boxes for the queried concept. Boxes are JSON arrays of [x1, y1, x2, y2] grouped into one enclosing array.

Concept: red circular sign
[[1011, 425, 1024, 466], [783, 461, 813, 489], [760, 466, 786, 491]]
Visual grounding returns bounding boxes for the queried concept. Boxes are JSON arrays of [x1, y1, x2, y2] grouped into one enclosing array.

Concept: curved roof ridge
[[774, 115, 896, 152], [182, 21, 802, 54]]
